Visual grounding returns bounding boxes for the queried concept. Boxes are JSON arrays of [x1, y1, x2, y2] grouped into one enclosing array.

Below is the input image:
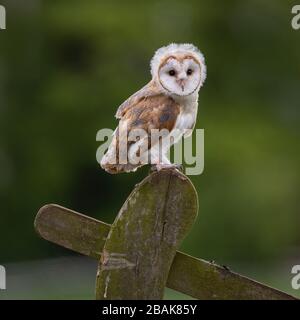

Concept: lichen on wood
[[95, 169, 198, 300]]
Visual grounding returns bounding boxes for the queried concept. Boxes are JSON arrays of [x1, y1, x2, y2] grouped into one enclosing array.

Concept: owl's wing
[[120, 94, 180, 135], [119, 93, 181, 165], [115, 80, 163, 119], [102, 94, 181, 173]]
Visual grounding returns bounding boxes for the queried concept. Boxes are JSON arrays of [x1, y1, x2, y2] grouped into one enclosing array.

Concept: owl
[[101, 43, 206, 174]]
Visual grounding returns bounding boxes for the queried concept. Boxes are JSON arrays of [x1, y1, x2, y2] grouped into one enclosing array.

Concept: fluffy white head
[[151, 43, 206, 96]]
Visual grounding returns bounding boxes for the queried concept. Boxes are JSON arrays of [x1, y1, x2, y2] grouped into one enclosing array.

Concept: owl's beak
[[177, 79, 185, 92]]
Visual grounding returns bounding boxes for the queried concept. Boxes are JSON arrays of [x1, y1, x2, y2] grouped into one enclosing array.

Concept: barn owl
[[101, 43, 206, 174]]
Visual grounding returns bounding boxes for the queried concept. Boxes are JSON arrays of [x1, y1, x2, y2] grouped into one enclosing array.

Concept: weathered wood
[[168, 252, 297, 300], [35, 200, 298, 300], [35, 204, 110, 259], [95, 169, 198, 299]]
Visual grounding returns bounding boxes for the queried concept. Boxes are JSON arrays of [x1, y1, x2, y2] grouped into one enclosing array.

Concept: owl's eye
[[168, 70, 176, 76], [187, 69, 193, 75]]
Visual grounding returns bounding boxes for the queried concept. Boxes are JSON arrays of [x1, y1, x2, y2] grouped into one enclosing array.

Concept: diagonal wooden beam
[[35, 204, 298, 300]]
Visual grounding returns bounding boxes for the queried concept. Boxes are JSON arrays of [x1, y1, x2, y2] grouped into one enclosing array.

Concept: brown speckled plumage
[[103, 84, 181, 174]]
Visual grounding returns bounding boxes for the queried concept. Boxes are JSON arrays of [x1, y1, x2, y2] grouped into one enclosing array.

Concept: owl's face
[[150, 43, 206, 97], [158, 56, 202, 96]]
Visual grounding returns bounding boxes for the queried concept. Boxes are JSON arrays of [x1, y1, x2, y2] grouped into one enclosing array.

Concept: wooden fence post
[[34, 169, 298, 300], [95, 169, 198, 300]]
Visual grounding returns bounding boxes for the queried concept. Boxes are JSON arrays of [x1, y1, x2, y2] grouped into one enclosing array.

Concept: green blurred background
[[0, 0, 300, 299]]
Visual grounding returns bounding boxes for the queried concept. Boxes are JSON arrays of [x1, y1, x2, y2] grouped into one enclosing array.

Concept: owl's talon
[[174, 164, 183, 172], [151, 163, 183, 172]]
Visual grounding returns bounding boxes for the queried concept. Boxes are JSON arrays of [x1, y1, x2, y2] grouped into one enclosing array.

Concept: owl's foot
[[150, 163, 183, 172]]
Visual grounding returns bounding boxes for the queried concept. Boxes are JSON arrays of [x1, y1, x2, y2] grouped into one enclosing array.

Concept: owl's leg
[[150, 149, 183, 172]]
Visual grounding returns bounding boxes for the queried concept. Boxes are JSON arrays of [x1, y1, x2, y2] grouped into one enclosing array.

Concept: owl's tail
[[100, 129, 141, 174], [101, 157, 140, 174]]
